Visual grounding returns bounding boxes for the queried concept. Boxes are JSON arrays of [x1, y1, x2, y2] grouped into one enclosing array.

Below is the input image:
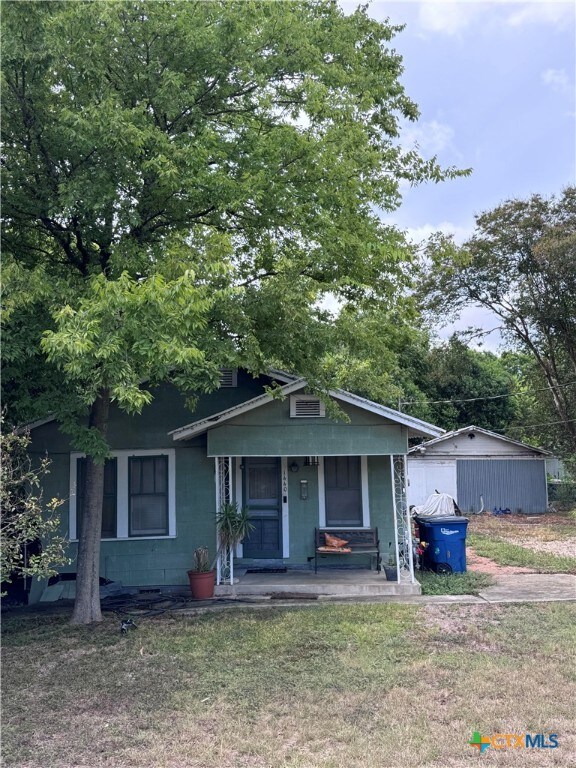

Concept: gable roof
[[15, 415, 58, 435], [169, 378, 445, 441], [408, 425, 551, 456], [18, 368, 445, 442], [16, 368, 298, 434]]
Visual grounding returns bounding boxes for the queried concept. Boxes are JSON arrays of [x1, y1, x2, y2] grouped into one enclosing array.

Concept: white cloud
[[541, 67, 572, 94], [436, 305, 504, 351], [414, 1, 574, 37], [405, 221, 474, 245], [417, 1, 482, 36], [507, 2, 574, 29], [403, 120, 456, 155]]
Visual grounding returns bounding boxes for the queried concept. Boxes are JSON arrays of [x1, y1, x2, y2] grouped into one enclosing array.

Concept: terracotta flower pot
[[187, 569, 216, 600]]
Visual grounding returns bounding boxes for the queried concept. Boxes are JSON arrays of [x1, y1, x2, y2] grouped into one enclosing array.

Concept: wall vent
[[219, 369, 238, 387], [290, 395, 326, 418]]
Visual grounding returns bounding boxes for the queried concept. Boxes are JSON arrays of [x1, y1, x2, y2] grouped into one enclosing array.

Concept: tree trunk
[[70, 390, 110, 625]]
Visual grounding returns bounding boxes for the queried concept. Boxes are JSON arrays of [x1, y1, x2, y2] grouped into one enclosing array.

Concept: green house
[[26, 370, 443, 600]]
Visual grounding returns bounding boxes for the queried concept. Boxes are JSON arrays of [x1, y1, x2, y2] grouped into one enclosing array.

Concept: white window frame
[[69, 449, 176, 541], [318, 455, 370, 528]]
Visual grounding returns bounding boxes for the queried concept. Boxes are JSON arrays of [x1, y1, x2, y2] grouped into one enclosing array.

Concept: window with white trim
[[129, 455, 169, 536], [324, 456, 363, 526], [69, 450, 175, 540]]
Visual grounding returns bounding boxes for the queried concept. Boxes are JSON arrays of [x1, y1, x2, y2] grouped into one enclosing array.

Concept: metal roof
[[169, 379, 308, 440], [170, 377, 445, 441], [18, 368, 446, 443], [408, 425, 551, 456]]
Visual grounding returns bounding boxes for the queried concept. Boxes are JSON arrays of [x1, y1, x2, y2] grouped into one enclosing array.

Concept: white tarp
[[410, 492, 457, 518]]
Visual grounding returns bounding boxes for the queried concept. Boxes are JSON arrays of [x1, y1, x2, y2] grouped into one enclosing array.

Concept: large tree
[[420, 188, 576, 456], [408, 336, 519, 433], [2, 0, 463, 622]]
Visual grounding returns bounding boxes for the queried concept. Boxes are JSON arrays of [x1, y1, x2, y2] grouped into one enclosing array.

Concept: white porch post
[[391, 454, 415, 584], [215, 456, 233, 585]]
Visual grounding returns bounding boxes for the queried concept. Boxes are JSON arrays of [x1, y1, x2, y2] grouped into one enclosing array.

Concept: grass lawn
[[465, 509, 576, 574], [416, 570, 495, 595], [467, 533, 576, 574], [3, 601, 575, 768]]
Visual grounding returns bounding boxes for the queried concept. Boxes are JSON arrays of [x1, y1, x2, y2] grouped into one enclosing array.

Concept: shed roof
[[408, 425, 551, 456]]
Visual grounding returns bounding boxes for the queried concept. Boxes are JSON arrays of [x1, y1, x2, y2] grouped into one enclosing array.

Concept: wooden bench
[[313, 528, 381, 574]]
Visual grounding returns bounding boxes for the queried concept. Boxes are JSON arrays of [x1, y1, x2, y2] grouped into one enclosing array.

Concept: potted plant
[[216, 502, 254, 584], [187, 546, 216, 599]]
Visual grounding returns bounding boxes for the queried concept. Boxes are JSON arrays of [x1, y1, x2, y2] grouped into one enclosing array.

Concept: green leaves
[[3, 0, 463, 282], [2, 0, 468, 445], [1, 423, 70, 588], [418, 188, 576, 456], [41, 270, 220, 413]]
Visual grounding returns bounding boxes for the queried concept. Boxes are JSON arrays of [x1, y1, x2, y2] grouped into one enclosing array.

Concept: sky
[[342, 0, 576, 349]]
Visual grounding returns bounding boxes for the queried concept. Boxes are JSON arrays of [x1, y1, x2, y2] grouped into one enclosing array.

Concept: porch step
[[215, 570, 421, 598]]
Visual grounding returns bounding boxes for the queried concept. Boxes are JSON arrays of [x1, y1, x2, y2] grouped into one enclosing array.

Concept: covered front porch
[[169, 380, 443, 596], [214, 453, 418, 595]]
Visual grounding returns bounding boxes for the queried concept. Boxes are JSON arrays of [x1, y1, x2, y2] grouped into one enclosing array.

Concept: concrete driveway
[[478, 573, 576, 603]]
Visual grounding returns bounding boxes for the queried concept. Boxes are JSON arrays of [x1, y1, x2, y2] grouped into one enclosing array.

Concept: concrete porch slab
[[215, 569, 421, 598]]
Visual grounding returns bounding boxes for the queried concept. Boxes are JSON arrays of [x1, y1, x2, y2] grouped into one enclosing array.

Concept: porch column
[[391, 454, 415, 584], [215, 456, 233, 585]]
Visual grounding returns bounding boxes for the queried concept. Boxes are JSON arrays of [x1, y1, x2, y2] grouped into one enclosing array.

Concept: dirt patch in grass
[[468, 533, 576, 574], [468, 511, 576, 541], [466, 547, 536, 574], [507, 535, 576, 557]]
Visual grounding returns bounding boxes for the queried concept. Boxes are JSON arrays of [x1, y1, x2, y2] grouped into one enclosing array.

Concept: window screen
[[76, 458, 117, 539], [324, 456, 363, 526], [129, 456, 168, 536]]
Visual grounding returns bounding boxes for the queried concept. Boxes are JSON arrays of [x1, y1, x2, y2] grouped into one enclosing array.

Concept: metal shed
[[407, 426, 551, 515]]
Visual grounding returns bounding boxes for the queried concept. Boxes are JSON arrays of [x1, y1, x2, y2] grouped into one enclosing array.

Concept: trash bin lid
[[415, 516, 469, 524]]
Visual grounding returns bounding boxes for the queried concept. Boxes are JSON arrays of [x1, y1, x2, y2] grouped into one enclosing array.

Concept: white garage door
[[407, 459, 458, 508]]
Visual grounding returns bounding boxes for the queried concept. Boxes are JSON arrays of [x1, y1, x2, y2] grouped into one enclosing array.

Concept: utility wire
[[399, 379, 576, 406], [507, 417, 576, 431]]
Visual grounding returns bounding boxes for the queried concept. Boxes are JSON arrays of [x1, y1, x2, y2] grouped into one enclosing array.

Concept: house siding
[[27, 375, 408, 591], [287, 460, 320, 563], [206, 398, 407, 457], [368, 455, 396, 566]]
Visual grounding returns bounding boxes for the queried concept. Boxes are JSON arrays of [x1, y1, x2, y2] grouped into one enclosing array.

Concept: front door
[[242, 458, 282, 558]]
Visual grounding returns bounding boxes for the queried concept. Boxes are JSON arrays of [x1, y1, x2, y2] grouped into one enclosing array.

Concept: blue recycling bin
[[415, 516, 469, 574]]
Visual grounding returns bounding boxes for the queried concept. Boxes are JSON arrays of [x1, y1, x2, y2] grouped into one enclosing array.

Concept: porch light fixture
[[290, 461, 299, 473], [304, 456, 319, 466]]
